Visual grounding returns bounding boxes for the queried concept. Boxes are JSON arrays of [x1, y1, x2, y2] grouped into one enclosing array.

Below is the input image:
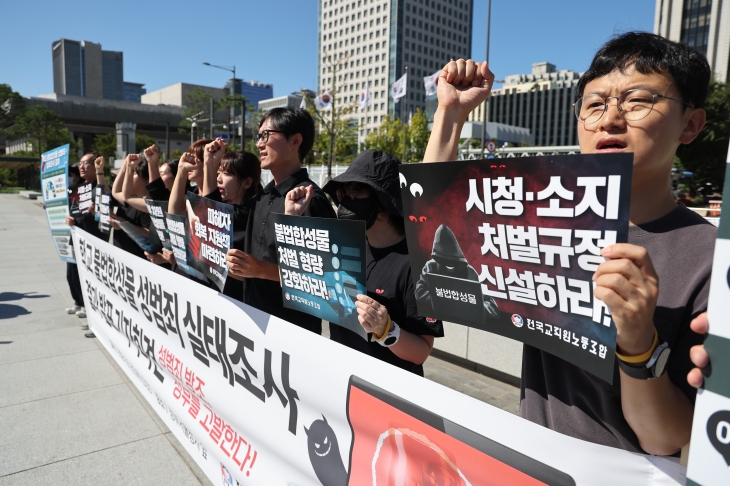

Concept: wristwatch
[[617, 341, 671, 380], [375, 321, 401, 347]]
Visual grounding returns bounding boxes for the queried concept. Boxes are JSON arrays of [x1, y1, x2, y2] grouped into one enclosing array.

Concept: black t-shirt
[[330, 238, 444, 376], [112, 199, 152, 260], [204, 189, 250, 301], [520, 205, 716, 453], [243, 168, 336, 334], [146, 177, 170, 202], [69, 180, 104, 240]]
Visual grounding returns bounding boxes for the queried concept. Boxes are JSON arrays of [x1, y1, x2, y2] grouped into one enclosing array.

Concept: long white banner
[[73, 227, 684, 485]]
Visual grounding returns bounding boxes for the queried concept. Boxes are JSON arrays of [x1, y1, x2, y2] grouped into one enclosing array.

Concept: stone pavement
[[0, 193, 519, 485]]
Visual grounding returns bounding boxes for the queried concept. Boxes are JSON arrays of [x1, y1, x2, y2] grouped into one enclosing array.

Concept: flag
[[359, 82, 371, 111], [424, 70, 441, 97], [391, 73, 407, 102], [299, 97, 307, 109], [314, 91, 332, 111]]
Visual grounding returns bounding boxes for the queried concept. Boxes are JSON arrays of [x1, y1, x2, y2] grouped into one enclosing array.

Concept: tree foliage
[[0, 83, 25, 131], [7, 105, 71, 158], [363, 109, 431, 163], [675, 81, 730, 194], [92, 133, 117, 158]]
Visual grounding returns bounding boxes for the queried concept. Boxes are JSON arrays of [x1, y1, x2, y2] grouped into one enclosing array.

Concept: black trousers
[[66, 263, 83, 307]]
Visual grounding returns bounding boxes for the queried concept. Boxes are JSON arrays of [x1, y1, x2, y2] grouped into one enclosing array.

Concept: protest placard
[[185, 192, 234, 292], [116, 220, 162, 254], [40, 143, 75, 263], [165, 212, 207, 281], [272, 214, 368, 339], [72, 225, 684, 486], [687, 150, 730, 486], [398, 154, 633, 383], [145, 199, 171, 250]]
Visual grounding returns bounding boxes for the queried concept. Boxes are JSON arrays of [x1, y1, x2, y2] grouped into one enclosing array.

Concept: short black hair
[[134, 157, 149, 182], [163, 159, 179, 178], [576, 32, 712, 108], [260, 108, 315, 161], [220, 151, 261, 200]]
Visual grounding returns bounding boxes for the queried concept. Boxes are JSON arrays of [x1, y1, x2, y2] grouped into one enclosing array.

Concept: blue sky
[[0, 0, 654, 99]]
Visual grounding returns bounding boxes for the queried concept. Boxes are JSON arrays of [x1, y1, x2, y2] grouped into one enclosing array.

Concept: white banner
[[73, 227, 685, 485]]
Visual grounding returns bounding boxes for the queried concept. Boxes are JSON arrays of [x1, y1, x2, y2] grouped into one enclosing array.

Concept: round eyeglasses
[[573, 88, 690, 125]]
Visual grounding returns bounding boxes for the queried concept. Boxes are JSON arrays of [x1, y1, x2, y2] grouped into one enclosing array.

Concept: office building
[[317, 0, 473, 138], [258, 90, 316, 112], [52, 38, 125, 100], [654, 0, 730, 82], [225, 79, 274, 109], [469, 62, 583, 147], [141, 83, 227, 107], [123, 82, 147, 103]]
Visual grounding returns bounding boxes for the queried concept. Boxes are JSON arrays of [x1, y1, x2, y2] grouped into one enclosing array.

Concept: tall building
[[654, 0, 730, 82], [317, 0, 473, 139], [52, 38, 125, 100], [226, 79, 274, 109], [469, 62, 583, 147]]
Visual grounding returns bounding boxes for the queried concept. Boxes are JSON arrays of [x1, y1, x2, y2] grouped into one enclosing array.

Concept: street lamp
[[186, 111, 204, 145], [479, 0, 492, 159], [203, 62, 237, 147]]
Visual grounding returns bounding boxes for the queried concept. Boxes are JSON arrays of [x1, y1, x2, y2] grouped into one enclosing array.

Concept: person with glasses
[[64, 152, 105, 333], [422, 32, 715, 457], [226, 108, 336, 334]]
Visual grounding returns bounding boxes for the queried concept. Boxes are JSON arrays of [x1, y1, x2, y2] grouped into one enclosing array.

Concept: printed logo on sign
[[707, 410, 730, 466], [512, 314, 524, 328], [221, 463, 234, 484], [285, 292, 291, 301]]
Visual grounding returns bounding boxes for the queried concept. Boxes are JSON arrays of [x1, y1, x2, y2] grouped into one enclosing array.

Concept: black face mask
[[337, 194, 380, 229]]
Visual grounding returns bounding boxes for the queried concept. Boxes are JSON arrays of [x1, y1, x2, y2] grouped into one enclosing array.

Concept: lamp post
[[479, 0, 492, 159], [203, 62, 237, 147]]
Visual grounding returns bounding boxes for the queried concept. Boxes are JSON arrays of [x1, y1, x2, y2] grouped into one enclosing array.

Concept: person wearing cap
[[286, 150, 444, 375]]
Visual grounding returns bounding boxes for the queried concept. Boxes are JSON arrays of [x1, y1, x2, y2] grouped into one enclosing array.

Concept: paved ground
[[0, 193, 519, 485]]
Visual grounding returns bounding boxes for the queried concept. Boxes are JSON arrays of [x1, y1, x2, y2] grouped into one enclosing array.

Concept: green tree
[[7, 105, 71, 159], [676, 81, 730, 194], [92, 133, 116, 158], [406, 108, 430, 162], [136, 134, 157, 153], [364, 115, 404, 158], [181, 88, 222, 137], [0, 83, 25, 132]]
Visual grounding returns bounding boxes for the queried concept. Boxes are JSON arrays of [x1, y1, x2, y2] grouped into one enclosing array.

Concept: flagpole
[[401, 66, 408, 163]]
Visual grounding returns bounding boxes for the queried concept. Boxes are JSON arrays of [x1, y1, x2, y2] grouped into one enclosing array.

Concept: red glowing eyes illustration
[[419, 216, 427, 222], [500, 164, 506, 168], [408, 216, 428, 223], [489, 164, 507, 169], [409, 215, 416, 222], [490, 165, 497, 169]]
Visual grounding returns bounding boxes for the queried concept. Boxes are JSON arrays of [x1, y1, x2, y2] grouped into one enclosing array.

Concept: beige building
[[469, 62, 583, 147], [317, 0, 473, 138], [654, 0, 730, 82], [141, 83, 227, 107]]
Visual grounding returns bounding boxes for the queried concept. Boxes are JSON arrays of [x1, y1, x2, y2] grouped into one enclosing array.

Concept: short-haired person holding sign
[[226, 108, 336, 334], [423, 32, 716, 456]]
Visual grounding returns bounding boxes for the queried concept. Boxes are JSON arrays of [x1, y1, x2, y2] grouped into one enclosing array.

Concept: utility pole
[[210, 96, 214, 139], [479, 0, 492, 159], [401, 66, 409, 163]]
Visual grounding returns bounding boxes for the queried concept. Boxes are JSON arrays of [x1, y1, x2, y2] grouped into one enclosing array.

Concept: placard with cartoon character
[[272, 213, 368, 339], [687, 153, 730, 486], [398, 154, 633, 383]]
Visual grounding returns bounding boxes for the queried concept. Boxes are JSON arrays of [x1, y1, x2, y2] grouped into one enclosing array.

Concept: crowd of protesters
[[62, 31, 717, 460]]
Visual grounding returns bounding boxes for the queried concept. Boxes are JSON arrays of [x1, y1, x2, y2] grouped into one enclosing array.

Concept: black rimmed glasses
[[254, 129, 284, 144], [573, 88, 691, 125]]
